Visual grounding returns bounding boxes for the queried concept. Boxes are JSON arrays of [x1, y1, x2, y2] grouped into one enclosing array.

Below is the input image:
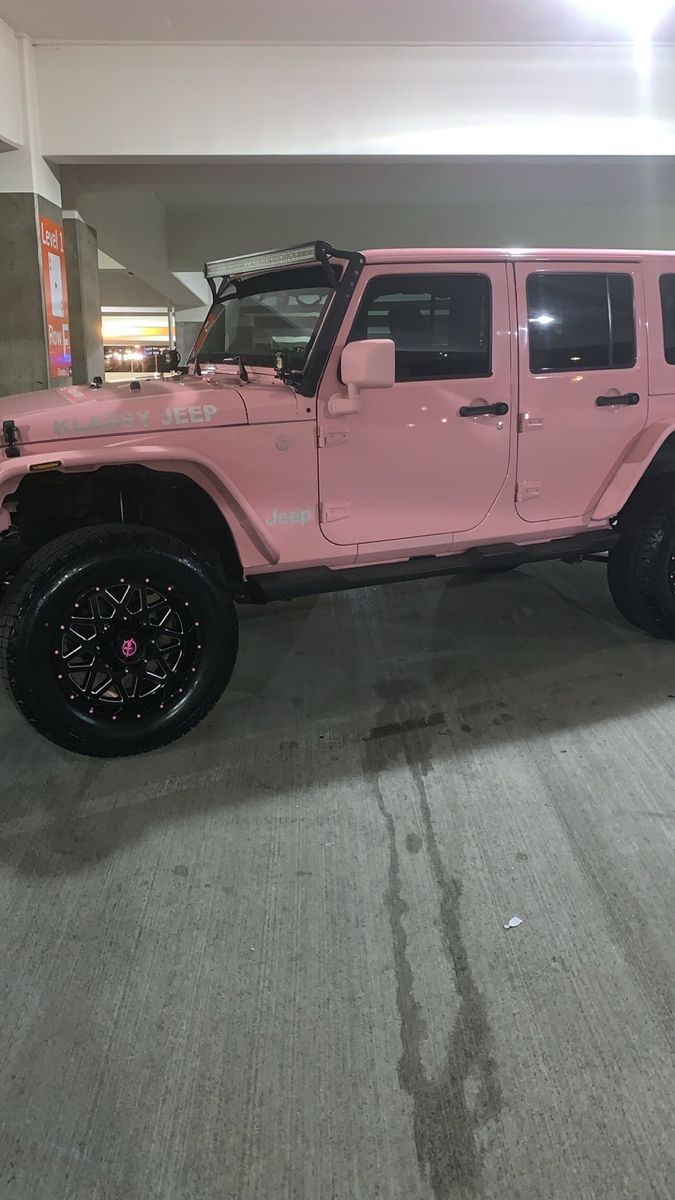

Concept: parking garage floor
[[0, 560, 673, 1200]]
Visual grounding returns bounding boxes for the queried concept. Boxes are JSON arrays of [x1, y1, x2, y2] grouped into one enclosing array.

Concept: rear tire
[[0, 524, 239, 756], [608, 498, 675, 637]]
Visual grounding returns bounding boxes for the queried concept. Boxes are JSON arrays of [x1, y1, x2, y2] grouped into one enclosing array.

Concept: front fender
[[0, 442, 280, 566], [591, 421, 675, 522]]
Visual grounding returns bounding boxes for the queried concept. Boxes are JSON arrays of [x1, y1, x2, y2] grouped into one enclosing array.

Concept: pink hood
[[1, 376, 249, 448]]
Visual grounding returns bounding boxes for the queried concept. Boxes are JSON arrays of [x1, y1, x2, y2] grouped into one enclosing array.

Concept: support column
[[175, 320, 204, 365], [0, 35, 72, 397], [63, 212, 104, 385], [175, 300, 208, 367], [0, 193, 51, 395]]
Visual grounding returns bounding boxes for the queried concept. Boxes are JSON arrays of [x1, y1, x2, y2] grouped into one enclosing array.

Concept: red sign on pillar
[[39, 216, 71, 379]]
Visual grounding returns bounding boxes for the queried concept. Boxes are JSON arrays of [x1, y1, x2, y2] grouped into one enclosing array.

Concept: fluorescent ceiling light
[[574, 0, 674, 39]]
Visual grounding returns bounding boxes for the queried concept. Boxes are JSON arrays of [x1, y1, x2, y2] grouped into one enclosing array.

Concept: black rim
[[53, 577, 201, 723]]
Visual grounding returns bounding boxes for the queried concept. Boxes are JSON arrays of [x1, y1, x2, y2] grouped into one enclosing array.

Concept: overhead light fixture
[[574, 0, 674, 40]]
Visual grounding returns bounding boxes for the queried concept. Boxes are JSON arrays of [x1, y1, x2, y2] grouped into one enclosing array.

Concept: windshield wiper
[[221, 355, 249, 383], [189, 352, 248, 383]]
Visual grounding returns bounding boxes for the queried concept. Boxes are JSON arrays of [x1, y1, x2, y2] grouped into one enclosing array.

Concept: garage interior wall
[[55, 159, 675, 321]]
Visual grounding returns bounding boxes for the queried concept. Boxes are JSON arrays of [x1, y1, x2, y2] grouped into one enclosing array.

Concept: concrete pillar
[[0, 35, 72, 397], [175, 320, 203, 366], [63, 212, 104, 385], [0, 193, 50, 395], [0, 190, 74, 399], [167, 304, 177, 350]]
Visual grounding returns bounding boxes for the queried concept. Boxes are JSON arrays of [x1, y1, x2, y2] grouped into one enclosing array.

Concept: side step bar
[[248, 530, 619, 602]]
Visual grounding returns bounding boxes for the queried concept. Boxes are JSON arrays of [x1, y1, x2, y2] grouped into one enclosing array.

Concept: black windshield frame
[[189, 247, 365, 395], [190, 266, 337, 372]]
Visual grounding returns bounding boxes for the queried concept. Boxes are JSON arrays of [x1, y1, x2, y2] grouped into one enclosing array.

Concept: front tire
[[608, 497, 675, 637], [0, 524, 239, 756]]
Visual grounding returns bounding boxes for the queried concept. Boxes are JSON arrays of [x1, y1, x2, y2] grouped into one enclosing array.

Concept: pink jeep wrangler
[[2, 240, 675, 756]]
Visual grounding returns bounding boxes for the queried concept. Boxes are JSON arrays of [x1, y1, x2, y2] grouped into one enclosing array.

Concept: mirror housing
[[342, 338, 395, 398], [339, 338, 395, 403]]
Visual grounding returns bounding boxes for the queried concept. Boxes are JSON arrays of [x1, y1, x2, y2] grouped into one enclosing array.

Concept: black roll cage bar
[[200, 240, 365, 397]]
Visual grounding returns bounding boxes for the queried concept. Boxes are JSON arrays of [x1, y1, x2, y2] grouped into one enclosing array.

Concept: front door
[[515, 261, 648, 522], [317, 263, 512, 546]]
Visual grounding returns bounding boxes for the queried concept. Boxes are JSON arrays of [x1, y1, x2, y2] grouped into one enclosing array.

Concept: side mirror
[[328, 339, 395, 415]]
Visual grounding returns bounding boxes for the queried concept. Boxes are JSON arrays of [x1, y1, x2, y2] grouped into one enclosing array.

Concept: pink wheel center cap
[[121, 637, 138, 659]]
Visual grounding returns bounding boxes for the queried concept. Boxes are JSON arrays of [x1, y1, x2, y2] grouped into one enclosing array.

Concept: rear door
[[515, 261, 647, 522]]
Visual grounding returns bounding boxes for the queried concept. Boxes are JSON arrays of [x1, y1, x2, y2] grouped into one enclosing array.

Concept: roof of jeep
[[360, 247, 675, 263]]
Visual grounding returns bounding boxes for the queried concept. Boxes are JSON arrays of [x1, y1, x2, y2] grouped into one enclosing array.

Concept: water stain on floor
[[364, 681, 501, 1200]]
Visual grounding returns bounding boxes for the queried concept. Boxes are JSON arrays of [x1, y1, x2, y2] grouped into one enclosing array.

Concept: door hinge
[[516, 481, 542, 502], [317, 427, 349, 448], [518, 413, 544, 432], [320, 502, 351, 523]]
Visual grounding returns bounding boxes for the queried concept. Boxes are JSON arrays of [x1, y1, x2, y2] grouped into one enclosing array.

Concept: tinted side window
[[527, 272, 636, 373], [659, 275, 675, 364], [350, 274, 491, 381]]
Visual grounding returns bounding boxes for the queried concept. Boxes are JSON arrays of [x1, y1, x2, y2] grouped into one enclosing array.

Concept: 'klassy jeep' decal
[[53, 405, 218, 436]]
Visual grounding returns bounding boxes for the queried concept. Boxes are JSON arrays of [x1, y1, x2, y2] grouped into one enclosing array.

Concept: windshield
[[191, 265, 335, 370]]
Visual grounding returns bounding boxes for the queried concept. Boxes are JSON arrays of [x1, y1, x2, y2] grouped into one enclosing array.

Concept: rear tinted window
[[659, 275, 675, 364], [350, 273, 491, 381], [527, 272, 635, 373]]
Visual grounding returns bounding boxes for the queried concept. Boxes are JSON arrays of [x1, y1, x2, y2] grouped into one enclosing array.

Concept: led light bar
[[204, 242, 320, 280]]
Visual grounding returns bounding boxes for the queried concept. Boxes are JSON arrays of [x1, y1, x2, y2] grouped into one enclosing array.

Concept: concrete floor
[[0, 560, 674, 1200]]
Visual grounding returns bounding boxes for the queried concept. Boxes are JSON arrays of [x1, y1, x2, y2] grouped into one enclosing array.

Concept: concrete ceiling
[[3, 0, 675, 44], [65, 157, 675, 299], [63, 158, 675, 211], [98, 249, 125, 270], [66, 154, 675, 312]]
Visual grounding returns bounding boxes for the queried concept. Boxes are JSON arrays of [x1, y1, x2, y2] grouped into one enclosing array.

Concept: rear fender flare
[[591, 421, 675, 522]]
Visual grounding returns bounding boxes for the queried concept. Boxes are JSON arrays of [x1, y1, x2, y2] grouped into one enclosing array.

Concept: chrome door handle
[[595, 392, 640, 407], [459, 402, 509, 417]]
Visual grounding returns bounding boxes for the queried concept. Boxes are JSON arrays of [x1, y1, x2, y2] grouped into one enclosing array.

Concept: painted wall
[[99, 271, 169, 308], [0, 35, 60, 205], [69, 190, 198, 307], [35, 43, 675, 160], [57, 157, 675, 313], [0, 18, 22, 149], [168, 200, 675, 269]]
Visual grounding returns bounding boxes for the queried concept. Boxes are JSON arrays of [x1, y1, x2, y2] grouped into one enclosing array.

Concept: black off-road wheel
[[0, 524, 239, 756], [608, 496, 675, 637]]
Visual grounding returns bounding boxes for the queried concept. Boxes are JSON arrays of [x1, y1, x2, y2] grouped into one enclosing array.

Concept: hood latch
[[2, 420, 20, 459]]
